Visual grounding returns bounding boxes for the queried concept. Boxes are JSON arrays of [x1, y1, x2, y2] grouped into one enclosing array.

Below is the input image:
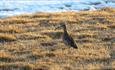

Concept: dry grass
[[0, 25, 24, 33], [0, 7, 114, 70], [0, 33, 16, 42]]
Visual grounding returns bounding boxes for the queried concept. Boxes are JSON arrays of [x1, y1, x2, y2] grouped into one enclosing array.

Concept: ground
[[0, 7, 115, 70]]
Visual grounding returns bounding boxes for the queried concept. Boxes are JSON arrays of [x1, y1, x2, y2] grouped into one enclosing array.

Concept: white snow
[[0, 0, 115, 17]]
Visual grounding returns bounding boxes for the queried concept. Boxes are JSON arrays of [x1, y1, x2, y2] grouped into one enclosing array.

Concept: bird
[[55, 21, 78, 49]]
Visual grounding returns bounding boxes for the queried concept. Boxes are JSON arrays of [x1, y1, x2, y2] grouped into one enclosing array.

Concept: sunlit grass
[[0, 33, 16, 42], [0, 7, 114, 70], [0, 25, 24, 33]]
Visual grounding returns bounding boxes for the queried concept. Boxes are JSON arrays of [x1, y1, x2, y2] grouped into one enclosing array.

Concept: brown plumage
[[55, 21, 78, 49]]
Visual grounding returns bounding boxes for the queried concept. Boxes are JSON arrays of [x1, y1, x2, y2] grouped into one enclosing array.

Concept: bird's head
[[55, 21, 66, 30]]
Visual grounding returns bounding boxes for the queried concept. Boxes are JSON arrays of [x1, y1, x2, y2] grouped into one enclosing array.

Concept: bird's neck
[[63, 26, 68, 34]]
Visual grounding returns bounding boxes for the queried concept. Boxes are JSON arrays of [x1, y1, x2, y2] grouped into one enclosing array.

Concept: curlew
[[55, 21, 78, 49]]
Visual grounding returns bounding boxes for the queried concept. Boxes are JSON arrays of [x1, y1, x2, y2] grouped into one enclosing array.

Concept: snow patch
[[0, 0, 114, 17]]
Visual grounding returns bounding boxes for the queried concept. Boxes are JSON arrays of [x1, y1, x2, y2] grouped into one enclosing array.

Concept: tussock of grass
[[0, 33, 16, 42], [41, 30, 63, 39], [18, 32, 51, 40], [0, 62, 33, 70], [77, 33, 96, 39], [0, 52, 14, 58], [0, 25, 24, 33], [100, 7, 115, 13], [0, 18, 35, 24], [0, 52, 15, 62]]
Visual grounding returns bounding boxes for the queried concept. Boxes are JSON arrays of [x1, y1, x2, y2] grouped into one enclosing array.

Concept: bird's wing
[[67, 35, 77, 46], [68, 35, 76, 44]]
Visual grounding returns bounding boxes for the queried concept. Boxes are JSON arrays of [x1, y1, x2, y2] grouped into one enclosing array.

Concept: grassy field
[[0, 7, 115, 70]]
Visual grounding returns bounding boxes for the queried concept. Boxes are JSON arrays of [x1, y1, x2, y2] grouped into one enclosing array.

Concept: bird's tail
[[73, 44, 78, 49]]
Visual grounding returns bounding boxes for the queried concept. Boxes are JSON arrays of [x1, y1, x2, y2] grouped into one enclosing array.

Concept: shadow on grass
[[0, 39, 16, 43], [0, 57, 15, 62], [0, 64, 32, 70]]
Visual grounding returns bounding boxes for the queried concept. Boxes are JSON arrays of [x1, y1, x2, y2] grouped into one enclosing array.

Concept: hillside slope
[[0, 7, 115, 70]]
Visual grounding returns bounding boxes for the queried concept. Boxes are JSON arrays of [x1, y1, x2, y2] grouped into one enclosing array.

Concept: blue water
[[0, 0, 115, 17]]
